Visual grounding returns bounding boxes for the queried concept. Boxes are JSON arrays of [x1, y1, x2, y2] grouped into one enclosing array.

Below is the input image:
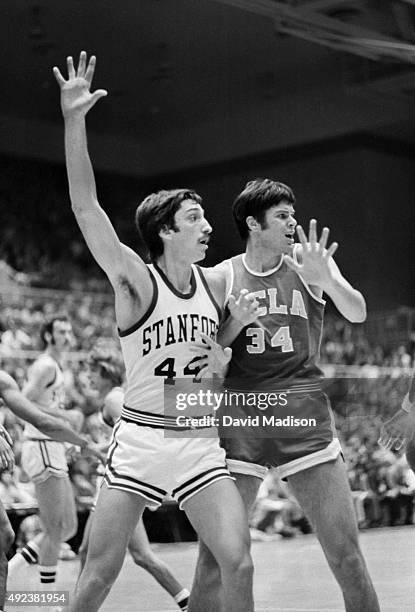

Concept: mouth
[[198, 236, 210, 247], [285, 233, 295, 244]]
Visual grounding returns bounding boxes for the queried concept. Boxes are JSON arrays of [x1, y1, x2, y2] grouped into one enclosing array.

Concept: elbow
[[348, 296, 367, 324]]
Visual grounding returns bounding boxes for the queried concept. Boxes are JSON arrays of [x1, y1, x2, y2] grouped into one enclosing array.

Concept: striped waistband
[[121, 405, 214, 430], [223, 381, 322, 395]]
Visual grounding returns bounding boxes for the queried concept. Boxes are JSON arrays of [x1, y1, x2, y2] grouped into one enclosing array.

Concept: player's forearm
[[35, 416, 87, 447], [321, 279, 366, 323], [64, 115, 98, 210], [217, 315, 243, 348]]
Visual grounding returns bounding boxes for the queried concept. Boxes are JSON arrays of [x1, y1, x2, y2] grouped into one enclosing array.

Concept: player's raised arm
[[284, 219, 366, 323], [53, 52, 150, 296]]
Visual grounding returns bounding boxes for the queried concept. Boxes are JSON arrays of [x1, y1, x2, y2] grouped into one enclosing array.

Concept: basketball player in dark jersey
[[0, 369, 97, 612], [54, 52, 253, 612], [190, 179, 380, 612]]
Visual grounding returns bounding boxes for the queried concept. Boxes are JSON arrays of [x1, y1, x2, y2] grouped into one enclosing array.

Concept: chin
[[193, 251, 207, 263]]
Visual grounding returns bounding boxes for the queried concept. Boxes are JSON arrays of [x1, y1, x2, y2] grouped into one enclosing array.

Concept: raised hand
[[284, 219, 338, 288], [228, 289, 260, 327], [53, 51, 107, 119]]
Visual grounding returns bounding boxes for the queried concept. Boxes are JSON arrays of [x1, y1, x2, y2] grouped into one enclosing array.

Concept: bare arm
[[0, 371, 88, 448], [284, 220, 366, 323], [53, 52, 153, 329]]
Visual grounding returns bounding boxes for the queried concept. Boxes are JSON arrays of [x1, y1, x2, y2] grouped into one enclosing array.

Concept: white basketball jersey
[[24, 355, 66, 440], [119, 263, 222, 415]]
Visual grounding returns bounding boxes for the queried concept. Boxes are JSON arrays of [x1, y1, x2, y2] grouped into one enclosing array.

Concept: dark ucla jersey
[[224, 250, 325, 389]]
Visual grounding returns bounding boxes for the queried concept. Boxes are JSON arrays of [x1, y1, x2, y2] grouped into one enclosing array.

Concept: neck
[[244, 241, 283, 273], [156, 254, 193, 293], [46, 346, 62, 364]]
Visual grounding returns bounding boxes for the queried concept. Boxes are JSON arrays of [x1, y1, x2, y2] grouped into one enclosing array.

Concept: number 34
[[246, 325, 293, 354]]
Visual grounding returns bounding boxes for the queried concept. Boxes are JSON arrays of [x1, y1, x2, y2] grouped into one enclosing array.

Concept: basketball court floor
[[7, 526, 415, 611]]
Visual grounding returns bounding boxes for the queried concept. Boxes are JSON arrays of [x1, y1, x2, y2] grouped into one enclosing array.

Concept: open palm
[[284, 219, 338, 287], [53, 51, 107, 118]]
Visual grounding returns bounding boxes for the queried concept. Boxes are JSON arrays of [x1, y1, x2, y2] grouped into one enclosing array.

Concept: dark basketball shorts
[[219, 388, 342, 480]]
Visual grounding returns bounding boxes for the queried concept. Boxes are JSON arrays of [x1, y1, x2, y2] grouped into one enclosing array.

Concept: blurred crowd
[[0, 284, 414, 546]]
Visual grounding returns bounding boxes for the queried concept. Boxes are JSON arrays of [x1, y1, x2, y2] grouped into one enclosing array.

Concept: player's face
[[171, 200, 212, 262], [87, 366, 106, 393], [51, 321, 73, 351], [260, 202, 297, 254]]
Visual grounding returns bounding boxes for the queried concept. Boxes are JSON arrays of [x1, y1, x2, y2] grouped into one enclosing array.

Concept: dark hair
[[87, 346, 124, 387], [135, 189, 203, 261], [40, 316, 70, 349], [232, 178, 295, 241]]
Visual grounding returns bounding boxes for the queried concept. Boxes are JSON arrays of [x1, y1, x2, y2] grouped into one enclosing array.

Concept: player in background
[[379, 369, 415, 470], [9, 317, 81, 590], [54, 51, 253, 612], [0, 369, 96, 612], [78, 345, 190, 611], [190, 178, 379, 612]]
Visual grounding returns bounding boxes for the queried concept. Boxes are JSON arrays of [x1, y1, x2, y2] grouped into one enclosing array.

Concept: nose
[[203, 219, 212, 234], [288, 215, 297, 229]]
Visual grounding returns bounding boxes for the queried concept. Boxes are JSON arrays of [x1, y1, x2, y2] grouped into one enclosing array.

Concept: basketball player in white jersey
[[11, 316, 81, 589], [54, 52, 253, 612], [78, 345, 190, 611], [0, 369, 97, 612]]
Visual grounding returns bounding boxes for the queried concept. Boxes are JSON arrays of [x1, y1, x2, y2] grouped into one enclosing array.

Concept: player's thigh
[[184, 478, 250, 564], [233, 473, 262, 513], [35, 475, 69, 526], [288, 456, 359, 547], [87, 483, 147, 563]]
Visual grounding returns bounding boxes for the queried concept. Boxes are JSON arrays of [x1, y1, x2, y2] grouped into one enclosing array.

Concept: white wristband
[[401, 393, 414, 414]]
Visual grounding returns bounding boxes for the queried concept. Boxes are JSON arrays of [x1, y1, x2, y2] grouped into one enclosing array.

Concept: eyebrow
[[184, 206, 204, 214], [275, 208, 295, 214]]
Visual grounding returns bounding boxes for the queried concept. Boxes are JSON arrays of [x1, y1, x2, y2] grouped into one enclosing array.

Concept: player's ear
[[159, 225, 173, 241], [246, 216, 261, 233]]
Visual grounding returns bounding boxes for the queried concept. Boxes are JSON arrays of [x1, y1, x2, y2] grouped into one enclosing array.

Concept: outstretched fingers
[[52, 66, 66, 86], [318, 226, 329, 251], [309, 218, 318, 246], [76, 50, 87, 78], [84, 54, 97, 84], [67, 55, 76, 79], [295, 224, 308, 250], [324, 241, 338, 259]]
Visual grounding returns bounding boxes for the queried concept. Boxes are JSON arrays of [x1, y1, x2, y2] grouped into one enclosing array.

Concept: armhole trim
[[195, 266, 223, 321], [118, 268, 158, 337]]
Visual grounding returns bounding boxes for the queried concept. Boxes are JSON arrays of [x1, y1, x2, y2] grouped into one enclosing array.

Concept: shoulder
[[199, 264, 229, 308]]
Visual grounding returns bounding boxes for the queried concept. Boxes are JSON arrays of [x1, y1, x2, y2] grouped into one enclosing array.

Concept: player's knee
[[222, 548, 253, 580], [129, 546, 153, 569], [329, 538, 364, 577]]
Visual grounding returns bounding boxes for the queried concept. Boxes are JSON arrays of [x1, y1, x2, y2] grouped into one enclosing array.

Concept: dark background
[[1, 0, 415, 309]]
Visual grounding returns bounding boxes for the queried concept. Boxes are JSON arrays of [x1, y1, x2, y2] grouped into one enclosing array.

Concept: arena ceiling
[[2, 0, 415, 176]]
